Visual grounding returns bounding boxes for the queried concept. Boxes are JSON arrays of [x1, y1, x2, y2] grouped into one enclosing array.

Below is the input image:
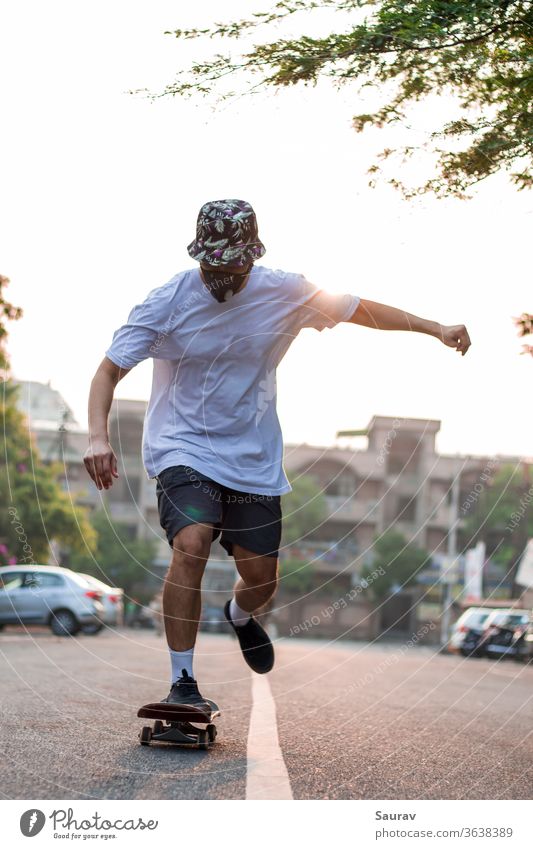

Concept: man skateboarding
[[84, 198, 470, 712]]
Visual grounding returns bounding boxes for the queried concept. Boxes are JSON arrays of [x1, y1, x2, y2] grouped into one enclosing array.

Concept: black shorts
[[155, 465, 282, 559]]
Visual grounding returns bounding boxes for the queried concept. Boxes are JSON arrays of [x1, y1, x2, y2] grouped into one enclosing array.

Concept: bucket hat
[[187, 199, 266, 267]]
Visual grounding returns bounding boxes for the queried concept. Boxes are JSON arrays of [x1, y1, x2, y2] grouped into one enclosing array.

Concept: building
[[283, 415, 525, 567], [16, 382, 531, 637], [14, 380, 93, 506]]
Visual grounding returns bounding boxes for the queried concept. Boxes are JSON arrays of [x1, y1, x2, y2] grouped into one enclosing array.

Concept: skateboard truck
[[137, 699, 220, 750]]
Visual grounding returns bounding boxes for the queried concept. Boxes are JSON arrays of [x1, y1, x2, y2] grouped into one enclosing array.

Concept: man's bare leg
[[163, 523, 213, 680], [232, 544, 279, 615], [224, 544, 278, 674], [160, 522, 215, 706]]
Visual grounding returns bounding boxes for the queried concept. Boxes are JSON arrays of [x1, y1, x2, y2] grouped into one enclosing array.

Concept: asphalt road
[[0, 628, 531, 800]]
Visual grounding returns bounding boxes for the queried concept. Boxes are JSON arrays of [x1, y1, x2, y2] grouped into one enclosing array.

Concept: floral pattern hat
[[187, 199, 266, 267]]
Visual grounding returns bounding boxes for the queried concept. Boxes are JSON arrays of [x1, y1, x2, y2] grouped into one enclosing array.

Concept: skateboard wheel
[[153, 720, 164, 735], [198, 730, 209, 750], [140, 726, 152, 746], [207, 723, 217, 743]]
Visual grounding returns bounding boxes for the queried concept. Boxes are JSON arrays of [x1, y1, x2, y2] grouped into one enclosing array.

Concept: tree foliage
[[360, 529, 430, 598], [279, 557, 318, 593], [513, 312, 533, 356], [0, 275, 96, 565], [462, 463, 533, 592], [161, 0, 533, 198], [278, 474, 328, 592], [0, 275, 22, 377], [68, 510, 157, 602], [281, 473, 328, 545]]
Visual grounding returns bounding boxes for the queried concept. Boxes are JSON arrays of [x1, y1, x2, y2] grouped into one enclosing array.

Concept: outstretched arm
[[84, 357, 131, 490], [349, 299, 471, 356]]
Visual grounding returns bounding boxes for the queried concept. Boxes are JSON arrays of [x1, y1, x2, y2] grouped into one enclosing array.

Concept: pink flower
[[8, 557, 17, 565], [0, 544, 8, 555]]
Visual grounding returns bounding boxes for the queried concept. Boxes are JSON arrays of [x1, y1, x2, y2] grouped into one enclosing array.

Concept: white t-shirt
[[105, 265, 360, 495]]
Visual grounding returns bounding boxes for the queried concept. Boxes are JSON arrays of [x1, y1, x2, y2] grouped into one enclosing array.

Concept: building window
[[395, 495, 417, 522], [325, 473, 357, 497]]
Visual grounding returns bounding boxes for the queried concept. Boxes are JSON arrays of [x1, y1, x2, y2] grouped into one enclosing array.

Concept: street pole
[[440, 458, 461, 650]]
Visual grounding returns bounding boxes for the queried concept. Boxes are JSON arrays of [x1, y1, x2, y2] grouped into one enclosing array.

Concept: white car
[[0, 565, 105, 636], [449, 607, 497, 653], [78, 574, 124, 632]]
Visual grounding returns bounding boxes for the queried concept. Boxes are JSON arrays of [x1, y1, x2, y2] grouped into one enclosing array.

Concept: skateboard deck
[[137, 699, 220, 749]]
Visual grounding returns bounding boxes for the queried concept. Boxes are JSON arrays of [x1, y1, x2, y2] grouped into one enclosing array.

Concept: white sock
[[169, 647, 194, 683], [229, 596, 252, 627]]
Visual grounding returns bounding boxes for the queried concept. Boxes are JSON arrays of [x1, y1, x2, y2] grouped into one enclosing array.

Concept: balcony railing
[[324, 495, 380, 522]]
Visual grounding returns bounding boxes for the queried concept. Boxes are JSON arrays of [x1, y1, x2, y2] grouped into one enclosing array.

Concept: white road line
[[246, 673, 293, 800]]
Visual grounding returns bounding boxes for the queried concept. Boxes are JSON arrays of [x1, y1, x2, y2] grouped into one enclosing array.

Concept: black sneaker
[[163, 670, 212, 712], [224, 600, 274, 674]]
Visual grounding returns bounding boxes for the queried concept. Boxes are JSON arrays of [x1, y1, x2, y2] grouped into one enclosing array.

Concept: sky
[[1, 0, 532, 460]]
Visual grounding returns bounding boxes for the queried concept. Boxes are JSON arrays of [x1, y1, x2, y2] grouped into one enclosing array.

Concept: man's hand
[[84, 357, 130, 490], [438, 324, 471, 356], [83, 438, 119, 490]]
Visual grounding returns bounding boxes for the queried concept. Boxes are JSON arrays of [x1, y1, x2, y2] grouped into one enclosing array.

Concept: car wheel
[[50, 610, 80, 637], [81, 624, 104, 635], [461, 647, 479, 658]]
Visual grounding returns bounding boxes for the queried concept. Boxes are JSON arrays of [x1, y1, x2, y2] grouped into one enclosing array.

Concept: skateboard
[[137, 699, 220, 750]]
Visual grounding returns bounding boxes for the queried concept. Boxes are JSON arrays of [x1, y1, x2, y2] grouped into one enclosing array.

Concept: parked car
[[126, 602, 156, 629], [77, 574, 124, 633], [513, 620, 533, 663], [147, 591, 163, 636], [199, 605, 226, 634], [449, 607, 496, 656], [0, 565, 105, 636], [477, 609, 531, 659]]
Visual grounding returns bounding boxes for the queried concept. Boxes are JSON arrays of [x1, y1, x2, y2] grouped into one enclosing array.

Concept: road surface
[[0, 629, 531, 799]]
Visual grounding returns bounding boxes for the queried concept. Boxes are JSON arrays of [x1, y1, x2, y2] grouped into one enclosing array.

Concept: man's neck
[[199, 264, 253, 301]]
